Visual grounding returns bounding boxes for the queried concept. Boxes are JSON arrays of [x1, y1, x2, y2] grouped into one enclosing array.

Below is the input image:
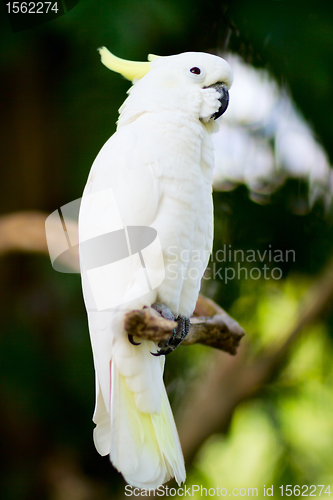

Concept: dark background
[[1, 1, 333, 498]]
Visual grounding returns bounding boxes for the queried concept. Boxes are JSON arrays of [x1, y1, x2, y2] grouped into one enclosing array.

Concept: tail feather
[[93, 375, 111, 456], [111, 361, 172, 488], [151, 384, 186, 486], [93, 353, 185, 489]]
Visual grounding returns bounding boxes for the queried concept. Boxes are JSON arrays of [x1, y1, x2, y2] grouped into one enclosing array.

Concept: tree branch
[[2, 210, 333, 480], [124, 301, 245, 355], [0, 211, 49, 255], [0, 210, 80, 271], [0, 210, 245, 355]]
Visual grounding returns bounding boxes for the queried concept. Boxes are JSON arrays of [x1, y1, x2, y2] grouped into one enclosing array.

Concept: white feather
[[79, 51, 233, 488]]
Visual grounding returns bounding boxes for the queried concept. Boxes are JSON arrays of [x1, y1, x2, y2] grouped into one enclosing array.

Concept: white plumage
[[79, 49, 233, 488]]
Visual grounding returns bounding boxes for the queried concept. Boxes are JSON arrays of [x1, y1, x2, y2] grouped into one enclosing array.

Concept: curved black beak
[[206, 82, 229, 120]]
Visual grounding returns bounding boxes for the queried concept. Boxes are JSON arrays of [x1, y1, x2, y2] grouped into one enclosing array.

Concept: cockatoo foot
[[151, 303, 190, 356], [151, 302, 175, 322]]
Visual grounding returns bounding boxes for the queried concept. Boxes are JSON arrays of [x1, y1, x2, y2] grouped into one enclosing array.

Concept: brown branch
[[2, 210, 333, 479], [124, 297, 245, 355], [0, 210, 80, 271], [0, 211, 48, 255], [125, 308, 178, 343], [185, 294, 245, 354], [0, 210, 245, 355]]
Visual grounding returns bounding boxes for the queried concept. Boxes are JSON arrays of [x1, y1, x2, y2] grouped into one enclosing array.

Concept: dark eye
[[190, 67, 201, 75]]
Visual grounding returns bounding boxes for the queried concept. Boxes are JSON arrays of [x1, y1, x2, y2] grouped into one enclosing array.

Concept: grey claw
[[151, 350, 163, 356], [151, 347, 173, 356], [128, 334, 141, 346]]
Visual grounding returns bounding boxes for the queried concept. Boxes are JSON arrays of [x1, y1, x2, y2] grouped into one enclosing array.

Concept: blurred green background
[[1, 1, 333, 498]]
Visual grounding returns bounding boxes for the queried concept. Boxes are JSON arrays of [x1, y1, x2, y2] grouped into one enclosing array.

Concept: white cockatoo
[[78, 47, 233, 489]]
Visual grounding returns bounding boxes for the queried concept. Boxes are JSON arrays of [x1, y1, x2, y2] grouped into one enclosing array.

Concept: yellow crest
[[98, 47, 160, 82]]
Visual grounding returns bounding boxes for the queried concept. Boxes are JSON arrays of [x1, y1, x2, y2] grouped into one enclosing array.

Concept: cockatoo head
[[98, 48, 233, 127]]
